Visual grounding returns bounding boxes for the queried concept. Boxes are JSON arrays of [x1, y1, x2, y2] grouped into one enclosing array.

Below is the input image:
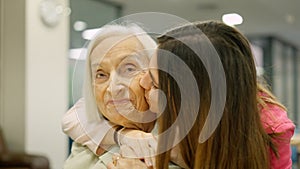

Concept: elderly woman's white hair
[[83, 23, 157, 122]]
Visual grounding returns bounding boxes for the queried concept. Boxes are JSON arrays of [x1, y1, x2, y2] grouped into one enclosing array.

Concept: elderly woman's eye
[[125, 64, 137, 72], [120, 63, 138, 76], [95, 71, 108, 80]]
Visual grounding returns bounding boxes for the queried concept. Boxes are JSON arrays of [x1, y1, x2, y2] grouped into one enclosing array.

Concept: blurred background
[[1, 0, 299, 168]]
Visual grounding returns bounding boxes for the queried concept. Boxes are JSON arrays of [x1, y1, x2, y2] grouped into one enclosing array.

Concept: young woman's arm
[[62, 98, 116, 155]]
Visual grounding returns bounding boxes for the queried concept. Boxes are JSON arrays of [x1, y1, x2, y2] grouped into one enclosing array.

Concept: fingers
[[96, 146, 105, 156], [112, 153, 121, 166], [120, 139, 154, 159], [144, 139, 156, 167], [144, 157, 153, 167], [107, 162, 116, 169], [118, 130, 158, 168], [150, 144, 156, 168], [145, 143, 156, 168], [120, 140, 157, 168], [107, 153, 120, 169]]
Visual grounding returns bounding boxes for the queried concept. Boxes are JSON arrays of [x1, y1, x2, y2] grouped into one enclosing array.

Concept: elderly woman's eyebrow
[[91, 53, 143, 69], [116, 53, 149, 66], [91, 63, 102, 71], [123, 53, 144, 59]]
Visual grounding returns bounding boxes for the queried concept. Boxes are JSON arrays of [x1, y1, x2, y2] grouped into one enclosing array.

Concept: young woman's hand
[[117, 129, 157, 167]]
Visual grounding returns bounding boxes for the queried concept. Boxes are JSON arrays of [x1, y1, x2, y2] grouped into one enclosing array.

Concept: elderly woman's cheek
[[94, 85, 108, 117], [129, 75, 149, 112]]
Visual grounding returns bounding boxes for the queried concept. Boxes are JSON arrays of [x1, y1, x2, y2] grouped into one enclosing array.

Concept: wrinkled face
[[139, 53, 160, 114], [90, 36, 150, 127]]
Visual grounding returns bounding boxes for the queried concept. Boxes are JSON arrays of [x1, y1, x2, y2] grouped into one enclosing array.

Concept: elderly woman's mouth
[[106, 99, 132, 105]]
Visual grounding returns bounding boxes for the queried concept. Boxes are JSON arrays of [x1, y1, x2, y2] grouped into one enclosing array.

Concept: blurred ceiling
[[107, 0, 300, 49]]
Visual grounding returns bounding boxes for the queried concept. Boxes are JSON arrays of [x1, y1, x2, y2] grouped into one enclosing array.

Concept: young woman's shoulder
[[260, 101, 295, 169], [260, 102, 295, 135]]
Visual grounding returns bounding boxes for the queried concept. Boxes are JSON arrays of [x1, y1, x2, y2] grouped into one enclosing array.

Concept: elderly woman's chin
[[100, 101, 155, 132], [114, 114, 155, 133]]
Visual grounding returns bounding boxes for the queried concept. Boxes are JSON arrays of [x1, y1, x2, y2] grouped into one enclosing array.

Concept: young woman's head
[[142, 20, 273, 169]]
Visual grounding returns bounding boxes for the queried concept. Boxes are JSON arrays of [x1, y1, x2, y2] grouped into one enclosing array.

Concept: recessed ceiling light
[[222, 13, 243, 26], [73, 21, 87, 31], [285, 14, 295, 24]]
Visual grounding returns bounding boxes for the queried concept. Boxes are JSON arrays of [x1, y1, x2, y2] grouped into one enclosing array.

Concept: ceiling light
[[73, 21, 87, 31], [285, 14, 295, 24], [222, 13, 243, 26]]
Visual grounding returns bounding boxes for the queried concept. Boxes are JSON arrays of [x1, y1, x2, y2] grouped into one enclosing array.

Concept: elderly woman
[[62, 24, 161, 168]]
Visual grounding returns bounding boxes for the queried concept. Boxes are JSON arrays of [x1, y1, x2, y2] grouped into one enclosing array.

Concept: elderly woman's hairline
[[88, 24, 156, 58]]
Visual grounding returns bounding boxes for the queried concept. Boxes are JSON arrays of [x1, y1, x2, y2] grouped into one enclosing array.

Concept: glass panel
[[68, 0, 121, 106], [272, 40, 284, 103], [286, 46, 294, 121], [251, 43, 264, 77], [297, 52, 300, 126], [70, 0, 120, 48]]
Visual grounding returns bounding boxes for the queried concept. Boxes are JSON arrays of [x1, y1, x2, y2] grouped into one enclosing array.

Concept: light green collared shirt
[[64, 142, 181, 169]]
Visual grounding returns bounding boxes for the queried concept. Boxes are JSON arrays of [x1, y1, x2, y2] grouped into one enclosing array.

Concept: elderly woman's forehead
[[90, 36, 144, 59]]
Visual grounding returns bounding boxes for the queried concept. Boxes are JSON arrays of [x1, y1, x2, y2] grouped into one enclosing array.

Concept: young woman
[[138, 20, 294, 169], [84, 21, 294, 169]]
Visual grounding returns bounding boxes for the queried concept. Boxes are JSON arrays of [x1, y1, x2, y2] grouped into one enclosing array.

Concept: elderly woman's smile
[[106, 99, 131, 105]]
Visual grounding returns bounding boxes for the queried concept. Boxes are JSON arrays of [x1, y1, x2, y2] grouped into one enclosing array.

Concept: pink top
[[260, 101, 295, 169]]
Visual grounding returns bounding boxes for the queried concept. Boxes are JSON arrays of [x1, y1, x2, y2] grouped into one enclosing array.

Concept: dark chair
[[0, 128, 50, 169]]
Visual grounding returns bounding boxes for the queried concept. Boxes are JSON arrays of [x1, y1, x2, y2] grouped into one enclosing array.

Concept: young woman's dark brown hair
[[155, 21, 291, 169]]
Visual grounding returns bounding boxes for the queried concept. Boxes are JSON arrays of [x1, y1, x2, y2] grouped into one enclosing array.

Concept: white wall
[[0, 0, 69, 168]]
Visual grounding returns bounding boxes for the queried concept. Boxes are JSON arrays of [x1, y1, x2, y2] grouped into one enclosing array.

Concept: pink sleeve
[[269, 123, 295, 169], [61, 98, 115, 155], [260, 103, 295, 169]]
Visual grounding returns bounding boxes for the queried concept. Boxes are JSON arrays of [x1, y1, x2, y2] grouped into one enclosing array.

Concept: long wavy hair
[[156, 21, 277, 169]]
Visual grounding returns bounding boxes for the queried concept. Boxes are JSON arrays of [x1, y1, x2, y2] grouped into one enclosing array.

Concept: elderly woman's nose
[[139, 72, 152, 90], [107, 73, 125, 95]]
